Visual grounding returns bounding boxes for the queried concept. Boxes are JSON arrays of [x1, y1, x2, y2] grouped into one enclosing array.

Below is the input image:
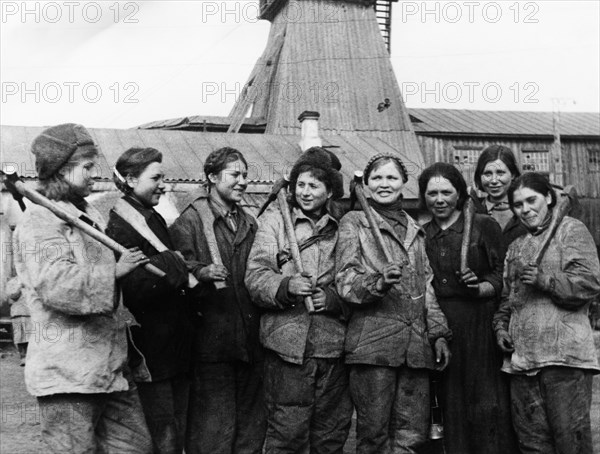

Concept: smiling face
[[128, 161, 165, 207], [209, 159, 248, 208], [60, 154, 99, 198], [367, 161, 404, 205], [480, 159, 514, 202], [425, 176, 460, 222], [294, 170, 332, 215], [511, 186, 552, 230]]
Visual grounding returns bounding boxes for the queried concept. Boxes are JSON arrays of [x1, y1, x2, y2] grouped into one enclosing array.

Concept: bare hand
[[457, 268, 479, 290], [376, 263, 402, 291], [434, 338, 451, 371], [288, 272, 314, 296], [496, 329, 515, 353], [521, 263, 541, 287], [198, 264, 229, 282], [116, 247, 149, 279], [311, 287, 327, 313]]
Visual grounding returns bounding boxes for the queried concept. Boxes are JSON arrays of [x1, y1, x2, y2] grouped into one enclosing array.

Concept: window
[[521, 149, 550, 174], [588, 148, 600, 173], [451, 145, 483, 186]]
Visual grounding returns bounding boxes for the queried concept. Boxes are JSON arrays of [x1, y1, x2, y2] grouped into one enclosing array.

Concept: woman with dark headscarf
[[419, 162, 517, 454], [336, 154, 452, 454]]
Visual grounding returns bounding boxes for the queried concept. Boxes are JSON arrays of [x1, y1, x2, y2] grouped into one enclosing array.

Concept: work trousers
[[510, 367, 594, 454], [350, 365, 430, 454], [36, 383, 151, 454], [137, 374, 190, 454], [185, 360, 266, 454], [263, 351, 353, 453]]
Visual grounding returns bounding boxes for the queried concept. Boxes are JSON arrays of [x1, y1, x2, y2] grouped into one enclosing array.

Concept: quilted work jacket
[[13, 201, 147, 397], [336, 209, 451, 369], [245, 206, 347, 365], [170, 197, 262, 363], [493, 216, 600, 374]]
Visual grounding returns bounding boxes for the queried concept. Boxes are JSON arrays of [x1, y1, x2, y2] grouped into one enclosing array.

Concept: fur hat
[[289, 147, 344, 200], [31, 123, 97, 180]]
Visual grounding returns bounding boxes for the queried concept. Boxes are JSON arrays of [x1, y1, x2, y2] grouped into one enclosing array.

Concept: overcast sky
[[1, 0, 599, 129]]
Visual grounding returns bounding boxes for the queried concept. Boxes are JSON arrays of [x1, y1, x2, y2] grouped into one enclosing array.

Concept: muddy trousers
[[36, 383, 152, 454], [510, 367, 594, 454], [137, 375, 190, 454], [263, 351, 353, 453], [349, 365, 430, 454], [185, 360, 266, 454]]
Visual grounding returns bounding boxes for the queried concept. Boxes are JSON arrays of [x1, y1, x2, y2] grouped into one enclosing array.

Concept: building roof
[[138, 109, 600, 139], [0, 124, 420, 199], [408, 108, 600, 138]]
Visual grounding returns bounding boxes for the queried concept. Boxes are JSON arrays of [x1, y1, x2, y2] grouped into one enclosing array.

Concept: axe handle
[[112, 200, 199, 288], [532, 186, 574, 266], [13, 179, 166, 279], [353, 183, 394, 264], [195, 199, 227, 290], [460, 197, 475, 273], [276, 189, 315, 313]]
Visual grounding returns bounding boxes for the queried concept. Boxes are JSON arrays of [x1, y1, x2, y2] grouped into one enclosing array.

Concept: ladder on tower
[[374, 0, 395, 53]]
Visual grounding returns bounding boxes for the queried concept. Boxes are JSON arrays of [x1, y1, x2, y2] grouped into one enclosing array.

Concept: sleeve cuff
[[275, 276, 297, 307]]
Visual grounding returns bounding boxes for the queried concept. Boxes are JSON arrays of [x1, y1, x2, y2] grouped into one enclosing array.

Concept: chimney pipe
[[298, 111, 322, 151]]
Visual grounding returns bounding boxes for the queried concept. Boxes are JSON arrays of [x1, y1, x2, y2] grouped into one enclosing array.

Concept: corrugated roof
[[139, 109, 600, 139], [0, 125, 420, 199], [137, 116, 266, 132], [409, 109, 600, 137]]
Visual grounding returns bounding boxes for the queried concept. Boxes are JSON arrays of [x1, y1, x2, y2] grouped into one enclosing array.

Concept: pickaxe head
[[0, 170, 26, 212], [257, 176, 289, 218]]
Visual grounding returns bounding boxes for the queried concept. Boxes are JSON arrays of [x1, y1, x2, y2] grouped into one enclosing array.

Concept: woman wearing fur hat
[[170, 147, 265, 454], [245, 146, 353, 453], [12, 123, 152, 453], [106, 147, 195, 454], [336, 154, 452, 454]]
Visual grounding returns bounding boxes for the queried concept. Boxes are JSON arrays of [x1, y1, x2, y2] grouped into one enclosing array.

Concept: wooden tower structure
[[227, 0, 423, 193]]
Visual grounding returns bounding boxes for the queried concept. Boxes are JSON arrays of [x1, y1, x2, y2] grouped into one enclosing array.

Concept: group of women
[[12, 123, 600, 454]]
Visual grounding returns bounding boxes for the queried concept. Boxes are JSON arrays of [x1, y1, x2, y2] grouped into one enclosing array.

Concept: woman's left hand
[[434, 338, 451, 371], [116, 247, 149, 279], [311, 288, 327, 313]]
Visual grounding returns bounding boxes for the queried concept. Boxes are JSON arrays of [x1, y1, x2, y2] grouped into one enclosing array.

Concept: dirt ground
[[1, 340, 599, 454]]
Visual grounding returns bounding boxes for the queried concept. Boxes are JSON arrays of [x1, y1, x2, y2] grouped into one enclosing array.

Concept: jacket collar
[[191, 196, 256, 245], [292, 206, 338, 232], [425, 211, 464, 237]]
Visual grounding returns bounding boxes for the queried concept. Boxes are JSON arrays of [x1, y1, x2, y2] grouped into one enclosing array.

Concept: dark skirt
[[436, 296, 518, 454]]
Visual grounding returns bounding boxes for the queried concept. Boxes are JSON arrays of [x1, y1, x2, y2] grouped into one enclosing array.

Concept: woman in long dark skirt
[[419, 163, 518, 454]]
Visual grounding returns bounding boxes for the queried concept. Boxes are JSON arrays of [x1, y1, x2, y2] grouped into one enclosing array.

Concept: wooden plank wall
[[416, 135, 600, 245], [416, 136, 600, 198]]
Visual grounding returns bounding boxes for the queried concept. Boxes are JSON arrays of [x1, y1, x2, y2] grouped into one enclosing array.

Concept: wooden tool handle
[[112, 200, 199, 288], [352, 172, 394, 264], [12, 178, 166, 279], [276, 189, 315, 313], [532, 185, 576, 266], [196, 199, 227, 290], [460, 197, 475, 273]]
